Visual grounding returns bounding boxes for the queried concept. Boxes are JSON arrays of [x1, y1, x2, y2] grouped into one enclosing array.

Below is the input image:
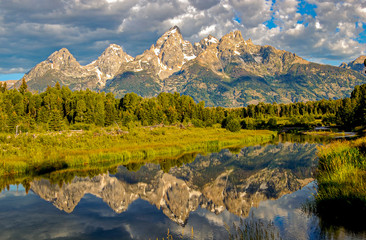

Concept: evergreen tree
[[49, 109, 64, 131], [7, 111, 18, 133], [95, 97, 105, 126], [226, 118, 241, 132], [105, 93, 116, 126], [75, 99, 87, 123], [55, 81, 61, 90], [19, 78, 28, 95]]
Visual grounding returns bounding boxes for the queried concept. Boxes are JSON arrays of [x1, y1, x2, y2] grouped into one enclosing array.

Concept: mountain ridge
[[340, 55, 366, 74], [16, 26, 366, 107]]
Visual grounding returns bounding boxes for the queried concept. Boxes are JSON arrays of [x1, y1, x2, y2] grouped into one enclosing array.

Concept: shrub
[[267, 118, 278, 128], [191, 119, 204, 127], [226, 118, 241, 132]]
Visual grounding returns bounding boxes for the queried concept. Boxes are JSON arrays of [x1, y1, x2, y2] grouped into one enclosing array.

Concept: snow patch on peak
[[87, 60, 97, 66], [169, 28, 177, 34], [108, 44, 122, 52], [95, 68, 102, 80], [208, 37, 218, 44], [93, 67, 106, 87], [125, 55, 133, 62], [154, 48, 160, 56], [184, 53, 196, 61], [157, 58, 167, 71]]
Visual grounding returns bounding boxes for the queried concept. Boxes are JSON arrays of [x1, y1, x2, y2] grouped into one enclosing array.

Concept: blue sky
[[0, 0, 365, 81]]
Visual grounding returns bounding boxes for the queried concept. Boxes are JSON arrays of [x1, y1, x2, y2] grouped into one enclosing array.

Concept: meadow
[[0, 125, 276, 178]]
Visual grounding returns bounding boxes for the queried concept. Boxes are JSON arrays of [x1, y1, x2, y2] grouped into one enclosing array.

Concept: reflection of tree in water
[[303, 200, 366, 239], [3, 140, 320, 226], [278, 133, 334, 144], [158, 152, 198, 173]]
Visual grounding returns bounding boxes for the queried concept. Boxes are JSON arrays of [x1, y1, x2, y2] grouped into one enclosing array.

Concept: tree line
[[0, 79, 365, 133]]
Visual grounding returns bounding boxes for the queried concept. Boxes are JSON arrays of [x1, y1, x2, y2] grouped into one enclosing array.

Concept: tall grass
[[227, 217, 282, 240], [0, 152, 200, 193], [0, 126, 276, 177], [312, 136, 366, 232]]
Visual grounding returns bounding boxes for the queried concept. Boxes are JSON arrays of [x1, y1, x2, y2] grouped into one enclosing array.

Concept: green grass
[[312, 136, 366, 232], [0, 126, 276, 177], [303, 131, 351, 137]]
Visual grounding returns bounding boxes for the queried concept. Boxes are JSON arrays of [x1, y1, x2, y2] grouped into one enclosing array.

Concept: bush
[[267, 118, 277, 128], [191, 119, 204, 127], [69, 123, 91, 130], [226, 118, 241, 132], [241, 118, 256, 129]]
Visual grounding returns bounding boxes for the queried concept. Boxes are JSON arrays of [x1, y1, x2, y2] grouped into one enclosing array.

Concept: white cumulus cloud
[[0, 0, 365, 75]]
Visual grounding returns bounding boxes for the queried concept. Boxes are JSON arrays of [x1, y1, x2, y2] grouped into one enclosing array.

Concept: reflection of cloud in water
[[196, 207, 240, 227], [0, 142, 325, 239], [0, 185, 27, 199], [250, 182, 317, 240]]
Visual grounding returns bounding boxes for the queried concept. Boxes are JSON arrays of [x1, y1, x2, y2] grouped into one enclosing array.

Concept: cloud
[[0, 0, 365, 75], [0, 68, 27, 74]]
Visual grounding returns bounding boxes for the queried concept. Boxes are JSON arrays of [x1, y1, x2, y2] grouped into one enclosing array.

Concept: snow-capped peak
[[107, 44, 122, 52]]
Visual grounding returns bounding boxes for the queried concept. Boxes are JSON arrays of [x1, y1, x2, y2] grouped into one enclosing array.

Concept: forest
[[0, 79, 365, 133]]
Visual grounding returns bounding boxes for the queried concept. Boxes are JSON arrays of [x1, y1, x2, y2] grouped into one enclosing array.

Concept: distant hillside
[[1, 80, 17, 89]]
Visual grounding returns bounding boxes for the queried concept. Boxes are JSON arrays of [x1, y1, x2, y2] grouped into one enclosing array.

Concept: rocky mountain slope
[[340, 55, 366, 74], [17, 45, 133, 91], [17, 26, 366, 106]]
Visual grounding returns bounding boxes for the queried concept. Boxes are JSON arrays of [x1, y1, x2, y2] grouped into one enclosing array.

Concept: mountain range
[[15, 26, 366, 107]]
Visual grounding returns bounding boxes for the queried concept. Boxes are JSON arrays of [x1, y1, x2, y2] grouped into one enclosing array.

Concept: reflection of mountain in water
[[30, 143, 317, 225]]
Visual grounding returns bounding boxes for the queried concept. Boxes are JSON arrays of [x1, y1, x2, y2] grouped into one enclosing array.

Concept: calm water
[[1, 135, 365, 240]]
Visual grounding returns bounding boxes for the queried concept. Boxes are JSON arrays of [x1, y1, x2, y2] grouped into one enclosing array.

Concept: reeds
[[0, 126, 276, 177], [316, 138, 366, 203], [312, 136, 366, 232]]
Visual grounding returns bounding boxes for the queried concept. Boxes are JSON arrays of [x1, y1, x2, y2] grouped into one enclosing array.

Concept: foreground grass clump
[[314, 136, 366, 231], [0, 126, 276, 177]]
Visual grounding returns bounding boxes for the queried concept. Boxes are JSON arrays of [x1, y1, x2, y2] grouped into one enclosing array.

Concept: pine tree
[[7, 111, 18, 133], [55, 81, 61, 90], [95, 98, 105, 126], [75, 99, 87, 123], [49, 109, 64, 131], [19, 78, 28, 95], [105, 93, 116, 126]]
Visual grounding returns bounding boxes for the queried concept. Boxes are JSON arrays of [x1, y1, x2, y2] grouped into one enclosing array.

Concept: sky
[[0, 0, 365, 81]]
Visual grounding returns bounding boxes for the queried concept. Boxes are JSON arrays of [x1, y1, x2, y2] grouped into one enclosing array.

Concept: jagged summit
[[352, 55, 366, 64], [86, 44, 134, 86], [115, 25, 196, 80], [340, 55, 366, 74], [194, 34, 219, 55], [169, 25, 181, 33], [46, 48, 80, 68], [21, 43, 135, 90]]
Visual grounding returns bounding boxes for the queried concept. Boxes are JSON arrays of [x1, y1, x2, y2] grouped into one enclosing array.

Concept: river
[[0, 134, 365, 239]]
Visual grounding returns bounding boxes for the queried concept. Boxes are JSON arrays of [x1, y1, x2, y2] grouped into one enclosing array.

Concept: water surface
[[1, 135, 365, 239]]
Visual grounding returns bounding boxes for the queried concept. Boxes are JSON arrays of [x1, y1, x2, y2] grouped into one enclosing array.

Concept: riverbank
[[314, 136, 366, 230], [0, 126, 276, 177], [302, 131, 356, 138]]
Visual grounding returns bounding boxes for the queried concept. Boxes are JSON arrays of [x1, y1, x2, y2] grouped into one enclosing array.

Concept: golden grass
[[0, 126, 276, 177], [315, 136, 366, 207]]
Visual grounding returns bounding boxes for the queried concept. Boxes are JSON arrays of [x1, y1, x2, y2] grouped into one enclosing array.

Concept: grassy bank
[[302, 131, 356, 138], [0, 126, 276, 177], [314, 136, 366, 231]]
